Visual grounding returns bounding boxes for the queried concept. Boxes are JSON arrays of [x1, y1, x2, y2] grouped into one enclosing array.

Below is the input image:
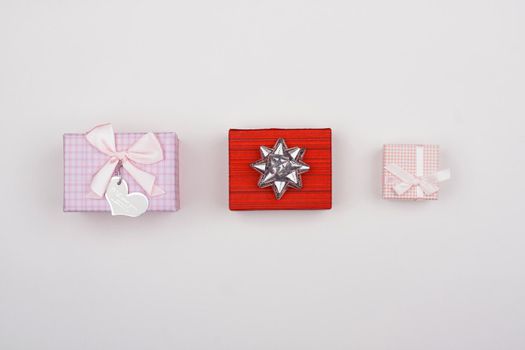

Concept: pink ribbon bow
[[86, 123, 165, 198]]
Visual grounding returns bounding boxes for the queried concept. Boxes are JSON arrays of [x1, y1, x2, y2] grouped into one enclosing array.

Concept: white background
[[1, 1, 524, 349]]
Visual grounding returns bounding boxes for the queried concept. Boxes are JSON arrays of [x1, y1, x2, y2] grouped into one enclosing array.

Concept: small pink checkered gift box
[[63, 124, 179, 212], [382, 144, 450, 200]]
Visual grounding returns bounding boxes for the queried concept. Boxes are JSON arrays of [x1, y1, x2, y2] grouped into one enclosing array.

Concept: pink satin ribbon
[[86, 123, 165, 198]]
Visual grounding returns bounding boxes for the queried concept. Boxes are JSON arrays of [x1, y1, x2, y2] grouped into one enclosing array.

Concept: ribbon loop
[[85, 123, 165, 198]]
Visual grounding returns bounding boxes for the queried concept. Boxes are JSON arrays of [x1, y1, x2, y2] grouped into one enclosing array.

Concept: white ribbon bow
[[384, 164, 451, 196]]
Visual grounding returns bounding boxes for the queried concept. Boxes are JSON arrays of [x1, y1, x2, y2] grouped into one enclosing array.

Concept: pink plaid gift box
[[63, 124, 179, 212], [382, 144, 450, 200]]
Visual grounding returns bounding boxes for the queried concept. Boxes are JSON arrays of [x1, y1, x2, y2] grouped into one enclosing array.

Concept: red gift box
[[229, 128, 332, 210]]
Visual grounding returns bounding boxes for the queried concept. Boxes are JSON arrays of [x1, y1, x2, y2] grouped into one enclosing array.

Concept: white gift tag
[[105, 176, 149, 217]]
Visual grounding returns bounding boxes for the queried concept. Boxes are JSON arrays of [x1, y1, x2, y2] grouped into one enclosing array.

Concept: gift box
[[229, 128, 332, 210], [63, 124, 179, 213], [382, 144, 450, 200]]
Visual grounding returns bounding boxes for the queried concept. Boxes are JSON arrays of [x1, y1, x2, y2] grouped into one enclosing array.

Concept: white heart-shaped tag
[[105, 176, 149, 217]]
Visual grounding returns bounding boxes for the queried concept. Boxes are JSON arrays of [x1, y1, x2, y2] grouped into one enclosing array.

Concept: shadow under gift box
[[63, 132, 179, 212]]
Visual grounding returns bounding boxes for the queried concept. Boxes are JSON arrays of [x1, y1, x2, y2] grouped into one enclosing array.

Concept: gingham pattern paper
[[64, 132, 179, 212], [382, 144, 440, 200]]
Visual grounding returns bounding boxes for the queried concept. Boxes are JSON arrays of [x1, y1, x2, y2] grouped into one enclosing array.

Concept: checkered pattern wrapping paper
[[63, 132, 179, 212], [382, 144, 440, 200]]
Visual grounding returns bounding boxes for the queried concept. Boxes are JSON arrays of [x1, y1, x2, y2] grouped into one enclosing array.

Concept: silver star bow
[[250, 138, 310, 199]]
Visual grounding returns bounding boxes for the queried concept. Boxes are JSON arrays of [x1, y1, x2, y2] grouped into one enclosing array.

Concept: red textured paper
[[229, 128, 332, 210]]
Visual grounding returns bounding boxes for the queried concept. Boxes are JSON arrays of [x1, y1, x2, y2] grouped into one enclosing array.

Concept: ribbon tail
[[434, 169, 451, 182], [150, 185, 166, 196], [418, 181, 440, 195], [122, 161, 165, 197], [88, 158, 119, 198]]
